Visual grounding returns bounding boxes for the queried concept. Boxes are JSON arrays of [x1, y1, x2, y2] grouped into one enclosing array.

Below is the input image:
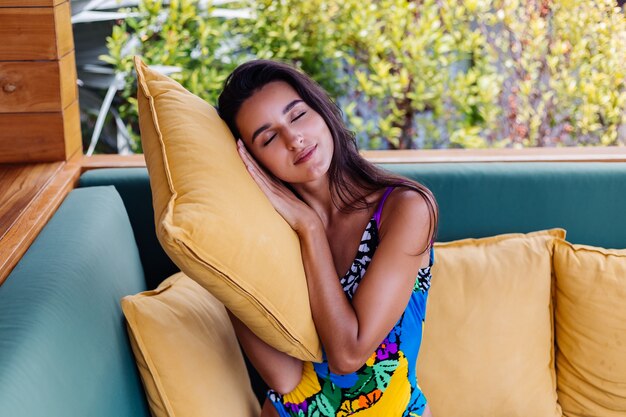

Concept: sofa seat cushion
[[122, 272, 260, 417], [417, 229, 564, 417], [554, 240, 626, 416], [0, 186, 150, 417]]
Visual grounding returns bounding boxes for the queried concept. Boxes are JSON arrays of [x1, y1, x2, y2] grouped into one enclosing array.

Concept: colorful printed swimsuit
[[269, 186, 434, 417]]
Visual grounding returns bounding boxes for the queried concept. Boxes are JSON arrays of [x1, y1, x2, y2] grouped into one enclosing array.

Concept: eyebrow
[[251, 99, 304, 143], [282, 99, 303, 115]]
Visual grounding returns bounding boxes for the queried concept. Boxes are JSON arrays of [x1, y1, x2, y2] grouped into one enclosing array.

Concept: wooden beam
[[0, 0, 81, 163], [81, 154, 148, 172], [0, 51, 77, 113], [53, 0, 73, 60], [0, 99, 81, 163], [75, 147, 626, 174], [0, 0, 64, 6], [0, 157, 81, 286], [78, 147, 626, 170], [0, 1, 73, 61], [63, 98, 83, 161], [362, 147, 626, 164], [0, 162, 64, 241]]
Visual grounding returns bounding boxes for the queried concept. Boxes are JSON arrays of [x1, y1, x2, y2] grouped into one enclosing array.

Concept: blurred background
[[71, 0, 626, 154]]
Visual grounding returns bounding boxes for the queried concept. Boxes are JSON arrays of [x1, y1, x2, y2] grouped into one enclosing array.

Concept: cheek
[[320, 123, 334, 151], [309, 115, 333, 142], [249, 150, 271, 168], [250, 149, 285, 177]]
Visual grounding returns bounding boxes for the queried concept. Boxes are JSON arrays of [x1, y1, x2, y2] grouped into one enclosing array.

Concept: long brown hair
[[217, 60, 438, 252]]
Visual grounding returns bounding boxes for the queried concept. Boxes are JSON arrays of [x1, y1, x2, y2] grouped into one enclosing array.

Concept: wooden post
[[0, 0, 82, 163]]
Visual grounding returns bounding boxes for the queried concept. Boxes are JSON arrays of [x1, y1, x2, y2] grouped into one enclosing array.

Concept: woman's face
[[235, 81, 334, 185]]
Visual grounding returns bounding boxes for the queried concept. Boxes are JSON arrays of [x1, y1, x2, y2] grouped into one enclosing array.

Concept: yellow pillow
[[121, 272, 261, 417], [134, 56, 321, 362], [553, 240, 626, 416], [417, 229, 565, 417]]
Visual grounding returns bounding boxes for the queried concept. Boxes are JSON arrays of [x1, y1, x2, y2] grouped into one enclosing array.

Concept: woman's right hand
[[237, 139, 319, 233]]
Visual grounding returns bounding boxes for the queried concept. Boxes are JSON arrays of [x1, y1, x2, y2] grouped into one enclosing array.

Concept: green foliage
[[484, 0, 626, 147], [104, 0, 626, 150], [235, 0, 347, 96], [102, 0, 241, 151]]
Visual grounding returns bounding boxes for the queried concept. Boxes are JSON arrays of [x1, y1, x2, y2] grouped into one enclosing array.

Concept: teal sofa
[[1, 162, 626, 416]]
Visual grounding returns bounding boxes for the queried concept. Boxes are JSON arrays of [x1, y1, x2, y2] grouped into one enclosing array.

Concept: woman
[[218, 60, 438, 417]]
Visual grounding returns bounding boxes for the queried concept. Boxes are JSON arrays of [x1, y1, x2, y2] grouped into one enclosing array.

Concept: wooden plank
[[0, 99, 81, 163], [0, 0, 63, 6], [79, 148, 626, 172], [0, 2, 72, 61], [0, 158, 81, 286], [0, 51, 76, 113], [362, 147, 626, 164], [59, 50, 78, 114], [81, 154, 147, 172], [0, 161, 63, 240], [63, 98, 83, 160], [0, 112, 65, 162], [53, 0, 73, 60]]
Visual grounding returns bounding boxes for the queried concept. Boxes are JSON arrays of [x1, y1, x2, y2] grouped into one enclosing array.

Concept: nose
[[284, 126, 304, 149]]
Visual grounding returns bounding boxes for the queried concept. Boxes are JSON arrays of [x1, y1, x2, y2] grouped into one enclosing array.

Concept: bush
[[104, 0, 626, 150], [102, 0, 241, 152]]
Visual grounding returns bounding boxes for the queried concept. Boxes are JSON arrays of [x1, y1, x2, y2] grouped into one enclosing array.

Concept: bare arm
[[227, 311, 303, 394], [237, 140, 432, 375], [297, 191, 431, 374]]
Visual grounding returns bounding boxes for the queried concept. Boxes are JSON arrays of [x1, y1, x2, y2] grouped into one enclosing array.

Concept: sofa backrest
[[0, 186, 150, 417], [80, 163, 626, 287], [385, 162, 626, 249], [79, 168, 179, 290]]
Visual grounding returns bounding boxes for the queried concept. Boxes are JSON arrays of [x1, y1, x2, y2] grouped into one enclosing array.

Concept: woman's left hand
[[237, 139, 317, 233]]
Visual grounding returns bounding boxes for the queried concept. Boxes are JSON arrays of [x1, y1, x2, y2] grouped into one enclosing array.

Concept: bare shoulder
[[378, 187, 434, 255], [379, 187, 433, 229]]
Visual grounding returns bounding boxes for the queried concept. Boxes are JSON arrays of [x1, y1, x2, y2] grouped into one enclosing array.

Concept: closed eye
[[263, 133, 276, 147], [291, 111, 306, 122]]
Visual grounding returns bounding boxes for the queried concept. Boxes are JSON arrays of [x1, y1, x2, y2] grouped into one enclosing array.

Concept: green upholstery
[[2, 161, 625, 416], [385, 162, 626, 249], [0, 186, 150, 417], [79, 168, 178, 289], [81, 164, 626, 258]]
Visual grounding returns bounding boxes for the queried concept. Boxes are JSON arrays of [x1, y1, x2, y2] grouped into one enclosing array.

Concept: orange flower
[[357, 389, 383, 408]]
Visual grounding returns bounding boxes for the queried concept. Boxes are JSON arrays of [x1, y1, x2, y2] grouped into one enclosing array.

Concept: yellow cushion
[[121, 272, 260, 417], [417, 229, 565, 417], [553, 240, 626, 416], [134, 56, 321, 361]]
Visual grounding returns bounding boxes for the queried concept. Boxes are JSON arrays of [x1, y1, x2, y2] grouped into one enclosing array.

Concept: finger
[[239, 147, 268, 183], [235, 141, 296, 204], [237, 140, 266, 174], [237, 140, 283, 187], [237, 141, 260, 173], [236, 141, 282, 196]]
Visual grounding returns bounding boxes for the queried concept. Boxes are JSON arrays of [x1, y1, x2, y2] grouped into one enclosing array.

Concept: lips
[[294, 144, 317, 165]]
